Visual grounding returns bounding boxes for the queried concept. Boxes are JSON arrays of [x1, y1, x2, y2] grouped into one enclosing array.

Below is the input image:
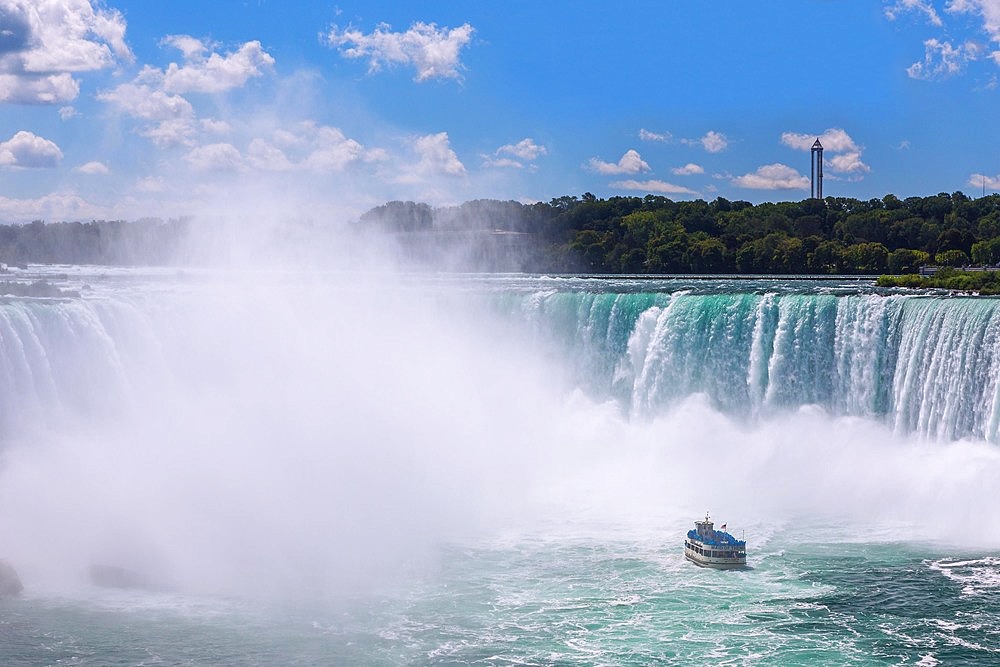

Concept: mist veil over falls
[[0, 269, 1000, 662]]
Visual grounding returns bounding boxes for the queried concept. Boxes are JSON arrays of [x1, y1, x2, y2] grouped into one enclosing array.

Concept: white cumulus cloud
[[0, 0, 131, 104], [184, 142, 245, 172], [98, 82, 195, 121], [250, 121, 378, 172], [75, 160, 109, 174], [302, 125, 366, 171], [639, 128, 672, 142], [160, 37, 275, 94], [828, 152, 871, 174], [325, 22, 474, 82], [781, 128, 870, 175], [247, 139, 295, 171], [482, 157, 523, 169], [781, 128, 858, 152], [485, 138, 547, 168], [98, 39, 275, 150], [414, 131, 466, 176], [140, 119, 199, 149], [587, 149, 650, 175], [201, 118, 232, 135], [671, 163, 705, 176], [497, 138, 546, 161], [0, 72, 78, 104], [969, 172, 1000, 190], [732, 163, 810, 190], [682, 130, 728, 153], [160, 34, 209, 61], [610, 179, 698, 195], [0, 130, 63, 168], [699, 130, 728, 153]]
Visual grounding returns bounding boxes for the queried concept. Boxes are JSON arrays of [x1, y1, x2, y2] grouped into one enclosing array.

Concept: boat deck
[[685, 516, 746, 569]]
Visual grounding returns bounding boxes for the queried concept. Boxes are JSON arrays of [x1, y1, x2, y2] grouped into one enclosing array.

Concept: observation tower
[[811, 139, 824, 199]]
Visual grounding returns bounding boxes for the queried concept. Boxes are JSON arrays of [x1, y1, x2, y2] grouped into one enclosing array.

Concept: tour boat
[[684, 514, 746, 569]]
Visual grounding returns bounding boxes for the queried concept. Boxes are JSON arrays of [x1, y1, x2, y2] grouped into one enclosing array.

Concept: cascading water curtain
[[513, 289, 1000, 443]]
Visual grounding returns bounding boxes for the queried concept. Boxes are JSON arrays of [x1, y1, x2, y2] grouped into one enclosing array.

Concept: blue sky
[[1, 0, 999, 222]]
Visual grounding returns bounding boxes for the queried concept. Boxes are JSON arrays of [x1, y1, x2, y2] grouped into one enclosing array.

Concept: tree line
[[5, 191, 1000, 274], [362, 192, 1000, 274], [0, 218, 189, 266]]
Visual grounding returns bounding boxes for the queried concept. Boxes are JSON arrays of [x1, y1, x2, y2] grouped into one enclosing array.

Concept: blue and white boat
[[684, 514, 747, 569]]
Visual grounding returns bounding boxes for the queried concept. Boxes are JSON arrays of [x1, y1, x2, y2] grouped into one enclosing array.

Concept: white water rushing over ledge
[[507, 285, 1000, 443], [2, 268, 1000, 602]]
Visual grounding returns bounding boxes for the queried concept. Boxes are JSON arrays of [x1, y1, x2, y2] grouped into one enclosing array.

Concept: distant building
[[811, 139, 824, 199]]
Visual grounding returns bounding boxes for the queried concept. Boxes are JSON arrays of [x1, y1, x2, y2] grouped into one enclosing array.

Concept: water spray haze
[[0, 273, 570, 598], [522, 393, 1000, 550], [3, 271, 1000, 608]]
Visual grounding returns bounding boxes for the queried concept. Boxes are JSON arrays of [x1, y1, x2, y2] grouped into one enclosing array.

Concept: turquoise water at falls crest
[[506, 284, 1000, 442]]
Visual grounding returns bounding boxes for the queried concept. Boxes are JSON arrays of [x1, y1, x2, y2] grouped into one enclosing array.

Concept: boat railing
[[686, 529, 745, 547]]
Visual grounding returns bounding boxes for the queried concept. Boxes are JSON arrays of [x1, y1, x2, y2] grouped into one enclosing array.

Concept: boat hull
[[684, 549, 747, 569]]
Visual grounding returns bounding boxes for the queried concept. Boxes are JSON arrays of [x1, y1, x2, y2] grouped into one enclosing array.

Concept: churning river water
[[1, 268, 999, 665]]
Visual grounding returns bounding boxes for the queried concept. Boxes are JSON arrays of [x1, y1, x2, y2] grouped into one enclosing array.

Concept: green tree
[[618, 247, 647, 273], [887, 248, 930, 274], [772, 236, 806, 273], [934, 249, 970, 267], [685, 235, 727, 272], [971, 237, 1000, 266], [844, 242, 889, 273], [569, 229, 611, 271], [977, 211, 1000, 240], [809, 240, 846, 273]]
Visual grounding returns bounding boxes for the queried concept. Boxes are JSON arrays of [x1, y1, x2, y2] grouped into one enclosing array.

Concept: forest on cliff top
[[4, 191, 1000, 274]]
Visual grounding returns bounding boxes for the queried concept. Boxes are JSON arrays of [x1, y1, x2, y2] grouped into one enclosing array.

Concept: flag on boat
[[720, 524, 727, 531]]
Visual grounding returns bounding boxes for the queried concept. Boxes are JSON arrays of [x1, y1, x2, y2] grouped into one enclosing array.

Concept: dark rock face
[[0, 559, 23, 597]]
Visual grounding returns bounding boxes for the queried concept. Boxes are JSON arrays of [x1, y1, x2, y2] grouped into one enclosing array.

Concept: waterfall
[[2, 278, 1000, 445], [510, 288, 1000, 443]]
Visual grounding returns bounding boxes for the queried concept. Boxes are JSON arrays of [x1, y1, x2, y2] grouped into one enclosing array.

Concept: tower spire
[[811, 139, 824, 199]]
